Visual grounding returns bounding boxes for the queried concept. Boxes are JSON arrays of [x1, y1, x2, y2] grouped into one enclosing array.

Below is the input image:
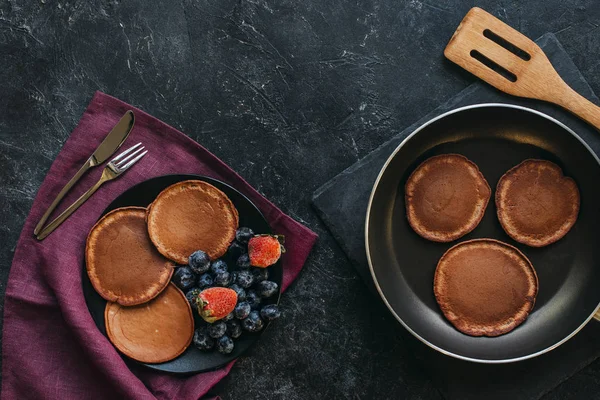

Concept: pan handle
[[595, 311, 600, 322]]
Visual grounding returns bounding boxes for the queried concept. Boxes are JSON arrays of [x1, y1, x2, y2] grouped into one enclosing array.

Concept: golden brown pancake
[[86, 207, 174, 306], [147, 180, 239, 264], [496, 159, 580, 247], [105, 283, 194, 364], [434, 239, 538, 337], [405, 154, 491, 242]]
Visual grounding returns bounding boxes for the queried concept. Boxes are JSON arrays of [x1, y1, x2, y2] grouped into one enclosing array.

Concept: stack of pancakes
[[86, 180, 239, 363], [405, 155, 579, 337]]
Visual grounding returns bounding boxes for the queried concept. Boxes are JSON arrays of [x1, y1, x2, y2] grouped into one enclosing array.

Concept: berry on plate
[[189, 250, 210, 274], [172, 266, 196, 292], [214, 271, 231, 286], [242, 311, 264, 332], [248, 235, 285, 268], [260, 304, 281, 321], [234, 301, 251, 320], [217, 335, 235, 354], [197, 273, 214, 289], [252, 268, 269, 283], [197, 287, 238, 323], [210, 259, 228, 275], [236, 270, 254, 288], [193, 328, 214, 351], [236, 254, 251, 269], [185, 288, 202, 311], [208, 321, 227, 338], [226, 319, 242, 339], [246, 290, 261, 310], [229, 271, 238, 286], [256, 280, 278, 298], [228, 241, 246, 259], [235, 227, 254, 244]]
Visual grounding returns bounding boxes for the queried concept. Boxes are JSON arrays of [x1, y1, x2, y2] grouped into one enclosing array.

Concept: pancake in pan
[[405, 154, 491, 242], [86, 207, 174, 306], [496, 159, 580, 247], [147, 180, 239, 264], [105, 283, 194, 364], [433, 239, 538, 337]]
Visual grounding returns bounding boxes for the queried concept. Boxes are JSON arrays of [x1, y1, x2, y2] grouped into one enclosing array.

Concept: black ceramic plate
[[83, 174, 282, 374]]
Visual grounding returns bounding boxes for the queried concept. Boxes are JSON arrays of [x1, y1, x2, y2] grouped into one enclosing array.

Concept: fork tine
[[118, 150, 148, 171], [114, 146, 145, 168], [111, 142, 142, 163]]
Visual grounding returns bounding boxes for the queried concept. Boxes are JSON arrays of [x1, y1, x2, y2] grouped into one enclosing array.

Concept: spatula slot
[[483, 29, 531, 61], [470, 50, 517, 82]]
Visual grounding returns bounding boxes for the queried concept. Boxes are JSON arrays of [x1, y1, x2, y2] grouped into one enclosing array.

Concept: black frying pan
[[366, 104, 600, 363]]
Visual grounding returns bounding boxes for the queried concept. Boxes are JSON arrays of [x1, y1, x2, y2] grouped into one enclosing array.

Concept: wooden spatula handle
[[544, 78, 600, 131]]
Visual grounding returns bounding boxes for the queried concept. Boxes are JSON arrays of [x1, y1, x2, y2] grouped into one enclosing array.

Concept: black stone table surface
[[1, 1, 600, 399]]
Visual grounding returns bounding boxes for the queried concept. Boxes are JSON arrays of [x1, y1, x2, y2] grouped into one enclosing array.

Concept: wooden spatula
[[445, 7, 600, 130]]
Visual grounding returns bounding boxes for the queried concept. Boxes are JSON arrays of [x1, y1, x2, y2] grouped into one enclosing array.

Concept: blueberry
[[236, 254, 251, 269], [228, 241, 246, 259], [252, 268, 269, 283], [188, 250, 210, 274], [223, 312, 234, 322], [235, 227, 254, 244], [211, 259, 228, 275], [185, 288, 202, 311], [216, 335, 234, 354], [229, 284, 247, 302], [236, 270, 254, 288], [197, 273, 214, 289], [193, 328, 214, 351], [172, 266, 196, 291], [256, 280, 278, 298], [229, 271, 238, 285], [260, 304, 281, 321], [214, 271, 231, 286], [246, 290, 261, 309], [241, 311, 264, 332], [226, 319, 242, 339], [208, 321, 227, 338], [234, 301, 251, 319]]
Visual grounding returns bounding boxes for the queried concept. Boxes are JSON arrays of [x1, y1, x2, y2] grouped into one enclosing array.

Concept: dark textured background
[[1, 1, 600, 399]]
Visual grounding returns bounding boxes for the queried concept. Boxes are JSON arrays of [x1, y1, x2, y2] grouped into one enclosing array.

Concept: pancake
[[405, 154, 491, 242], [496, 159, 580, 247], [105, 283, 194, 364], [147, 180, 239, 264], [433, 239, 538, 337], [86, 207, 174, 306]]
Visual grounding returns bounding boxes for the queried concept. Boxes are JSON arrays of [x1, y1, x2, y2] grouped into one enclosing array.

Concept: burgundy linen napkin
[[1, 91, 317, 400]]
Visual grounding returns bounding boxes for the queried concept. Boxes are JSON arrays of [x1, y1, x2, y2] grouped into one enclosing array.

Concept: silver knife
[[33, 111, 135, 235]]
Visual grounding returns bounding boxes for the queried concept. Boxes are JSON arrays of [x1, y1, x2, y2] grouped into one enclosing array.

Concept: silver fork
[[36, 143, 148, 240]]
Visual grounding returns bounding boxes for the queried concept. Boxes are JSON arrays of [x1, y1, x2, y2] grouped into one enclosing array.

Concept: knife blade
[[88, 111, 136, 164], [33, 110, 135, 235]]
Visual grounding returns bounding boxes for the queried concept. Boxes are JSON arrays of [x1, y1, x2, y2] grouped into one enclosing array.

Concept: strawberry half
[[248, 235, 285, 268], [196, 287, 237, 323]]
